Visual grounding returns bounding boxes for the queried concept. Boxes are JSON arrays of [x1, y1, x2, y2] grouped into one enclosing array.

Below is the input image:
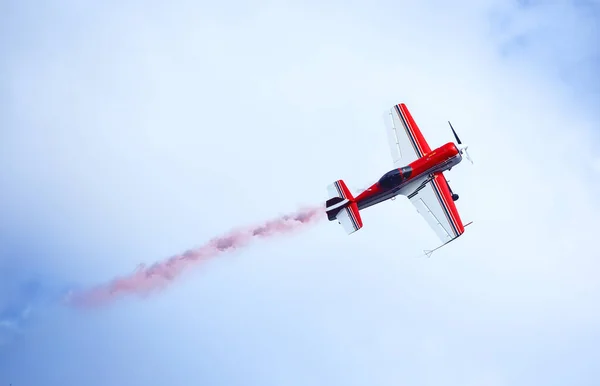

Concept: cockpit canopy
[[378, 167, 412, 190]]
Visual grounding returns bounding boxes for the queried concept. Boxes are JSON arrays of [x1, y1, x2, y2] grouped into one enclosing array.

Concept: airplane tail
[[325, 180, 363, 235]]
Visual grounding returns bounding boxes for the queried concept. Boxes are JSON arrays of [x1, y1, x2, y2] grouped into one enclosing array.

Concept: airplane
[[324, 103, 473, 255]]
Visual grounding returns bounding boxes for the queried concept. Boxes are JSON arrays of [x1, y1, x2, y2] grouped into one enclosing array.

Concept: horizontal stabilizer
[[325, 180, 363, 235]]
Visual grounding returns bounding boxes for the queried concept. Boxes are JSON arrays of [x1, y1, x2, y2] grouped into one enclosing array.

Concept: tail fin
[[325, 180, 363, 235]]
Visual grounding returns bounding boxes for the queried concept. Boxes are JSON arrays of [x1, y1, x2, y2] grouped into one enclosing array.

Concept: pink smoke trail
[[65, 205, 324, 308]]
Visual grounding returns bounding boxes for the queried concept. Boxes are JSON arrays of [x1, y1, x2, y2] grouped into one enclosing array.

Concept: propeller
[[448, 121, 473, 164]]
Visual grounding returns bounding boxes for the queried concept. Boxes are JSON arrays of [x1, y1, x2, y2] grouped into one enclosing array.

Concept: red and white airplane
[[325, 103, 472, 254]]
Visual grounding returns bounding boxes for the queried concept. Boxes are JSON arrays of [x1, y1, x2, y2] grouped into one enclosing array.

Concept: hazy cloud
[[1, 1, 599, 385]]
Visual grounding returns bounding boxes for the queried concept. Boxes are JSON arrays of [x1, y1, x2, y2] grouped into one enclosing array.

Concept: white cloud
[[1, 1, 599, 385]]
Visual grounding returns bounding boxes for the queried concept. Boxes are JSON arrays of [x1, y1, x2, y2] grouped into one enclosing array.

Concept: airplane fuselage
[[355, 142, 462, 210]]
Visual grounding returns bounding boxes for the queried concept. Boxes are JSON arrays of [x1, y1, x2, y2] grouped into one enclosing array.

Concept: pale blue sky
[[1, 1, 599, 385]]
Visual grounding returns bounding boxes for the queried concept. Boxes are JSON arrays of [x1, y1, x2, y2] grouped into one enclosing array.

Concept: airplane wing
[[407, 173, 465, 243], [385, 103, 465, 244], [384, 103, 432, 167]]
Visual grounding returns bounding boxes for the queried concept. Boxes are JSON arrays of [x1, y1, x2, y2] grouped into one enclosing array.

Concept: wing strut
[[422, 221, 473, 258]]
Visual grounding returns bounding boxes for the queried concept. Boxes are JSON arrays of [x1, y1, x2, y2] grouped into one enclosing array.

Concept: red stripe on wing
[[398, 103, 432, 156], [432, 174, 465, 237]]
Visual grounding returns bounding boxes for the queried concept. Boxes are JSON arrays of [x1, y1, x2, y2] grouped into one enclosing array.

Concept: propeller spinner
[[448, 121, 473, 164]]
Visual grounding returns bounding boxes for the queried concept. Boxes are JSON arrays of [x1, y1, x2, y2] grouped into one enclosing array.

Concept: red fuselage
[[355, 142, 462, 210]]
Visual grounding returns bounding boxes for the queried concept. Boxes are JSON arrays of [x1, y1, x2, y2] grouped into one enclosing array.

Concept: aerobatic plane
[[325, 103, 472, 254]]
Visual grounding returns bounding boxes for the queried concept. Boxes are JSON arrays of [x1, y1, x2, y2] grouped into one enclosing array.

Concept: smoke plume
[[65, 205, 324, 308]]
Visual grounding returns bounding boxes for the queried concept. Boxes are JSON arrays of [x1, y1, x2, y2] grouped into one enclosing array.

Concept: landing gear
[[446, 179, 459, 202]]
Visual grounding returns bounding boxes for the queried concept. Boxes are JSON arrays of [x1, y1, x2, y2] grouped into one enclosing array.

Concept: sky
[[1, 0, 599, 385]]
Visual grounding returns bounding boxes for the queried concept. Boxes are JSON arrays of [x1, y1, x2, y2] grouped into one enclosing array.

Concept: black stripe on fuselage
[[357, 154, 462, 212], [357, 189, 397, 211]]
